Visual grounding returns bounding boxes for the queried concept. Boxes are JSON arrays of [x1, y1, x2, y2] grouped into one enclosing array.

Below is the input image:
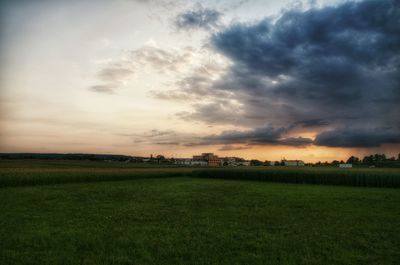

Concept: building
[[222, 157, 250, 166], [173, 158, 192, 165], [208, 158, 223, 166], [191, 160, 208, 166], [283, 160, 305, 166], [193, 153, 223, 166], [339, 163, 352, 168]]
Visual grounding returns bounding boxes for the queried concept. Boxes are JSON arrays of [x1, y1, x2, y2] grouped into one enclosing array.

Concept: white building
[[283, 160, 305, 166], [339, 163, 352, 168]]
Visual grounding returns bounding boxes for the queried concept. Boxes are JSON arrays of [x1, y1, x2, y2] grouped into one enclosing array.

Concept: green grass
[[1, 177, 399, 265]]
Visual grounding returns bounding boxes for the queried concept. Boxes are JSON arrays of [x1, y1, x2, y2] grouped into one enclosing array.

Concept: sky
[[0, 0, 399, 162]]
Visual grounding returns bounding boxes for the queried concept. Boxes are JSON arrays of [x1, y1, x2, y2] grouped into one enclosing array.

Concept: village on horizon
[[1, 152, 400, 168]]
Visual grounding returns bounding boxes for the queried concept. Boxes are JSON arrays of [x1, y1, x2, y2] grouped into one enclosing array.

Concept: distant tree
[[362, 155, 373, 165], [156, 155, 165, 160], [331, 160, 340, 165], [263, 160, 271, 166], [346, 156, 359, 164], [250, 159, 263, 166], [373, 154, 386, 162], [155, 155, 168, 164], [274, 161, 280, 166]]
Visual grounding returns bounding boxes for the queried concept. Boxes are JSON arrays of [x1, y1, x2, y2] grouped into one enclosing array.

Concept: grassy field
[[1, 160, 400, 264]]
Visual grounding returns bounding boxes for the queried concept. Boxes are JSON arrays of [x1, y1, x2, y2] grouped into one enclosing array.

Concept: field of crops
[[1, 160, 399, 188]]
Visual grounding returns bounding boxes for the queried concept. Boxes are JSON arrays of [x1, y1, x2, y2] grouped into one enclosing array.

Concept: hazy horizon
[[1, 0, 399, 162]]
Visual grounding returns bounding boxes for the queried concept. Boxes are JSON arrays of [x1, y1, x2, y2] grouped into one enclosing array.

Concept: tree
[[264, 160, 272, 166], [373, 154, 386, 162], [346, 156, 359, 164], [250, 159, 263, 166], [362, 155, 373, 165]]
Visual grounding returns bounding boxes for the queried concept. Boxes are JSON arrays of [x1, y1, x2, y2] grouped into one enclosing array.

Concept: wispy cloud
[[90, 45, 194, 94], [175, 7, 222, 31], [218, 145, 251, 151]]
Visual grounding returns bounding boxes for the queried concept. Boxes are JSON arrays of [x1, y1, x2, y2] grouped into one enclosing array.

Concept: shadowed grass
[[1, 178, 399, 265]]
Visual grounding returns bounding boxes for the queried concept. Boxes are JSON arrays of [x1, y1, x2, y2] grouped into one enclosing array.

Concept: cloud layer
[[155, 0, 400, 148]]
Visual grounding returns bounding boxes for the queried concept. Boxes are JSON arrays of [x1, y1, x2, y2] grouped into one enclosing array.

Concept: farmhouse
[[283, 160, 305, 166], [193, 153, 223, 166], [339, 163, 352, 168], [222, 157, 249, 166]]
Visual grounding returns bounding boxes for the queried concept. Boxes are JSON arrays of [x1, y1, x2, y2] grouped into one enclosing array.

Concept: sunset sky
[[0, 0, 399, 162]]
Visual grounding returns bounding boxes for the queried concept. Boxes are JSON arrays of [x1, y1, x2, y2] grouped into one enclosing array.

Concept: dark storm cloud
[[199, 125, 313, 146], [164, 0, 400, 148], [133, 125, 313, 147], [206, 125, 286, 144], [296, 119, 330, 128], [175, 7, 222, 30], [212, 0, 400, 107], [314, 128, 400, 147]]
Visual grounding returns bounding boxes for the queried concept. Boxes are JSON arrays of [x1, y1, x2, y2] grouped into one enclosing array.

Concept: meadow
[[1, 160, 400, 264]]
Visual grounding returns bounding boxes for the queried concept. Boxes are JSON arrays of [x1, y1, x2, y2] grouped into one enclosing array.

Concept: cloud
[[218, 145, 251, 151], [90, 46, 194, 94], [124, 124, 313, 148], [314, 127, 400, 147], [175, 7, 222, 31], [210, 0, 400, 125], [200, 125, 313, 146], [131, 46, 193, 73], [98, 68, 133, 83], [295, 119, 330, 128], [89, 84, 116, 94], [156, 0, 400, 148]]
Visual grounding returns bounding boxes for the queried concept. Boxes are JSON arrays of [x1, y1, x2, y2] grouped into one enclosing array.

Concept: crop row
[[0, 170, 187, 188], [0, 167, 399, 188], [192, 168, 400, 188]]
